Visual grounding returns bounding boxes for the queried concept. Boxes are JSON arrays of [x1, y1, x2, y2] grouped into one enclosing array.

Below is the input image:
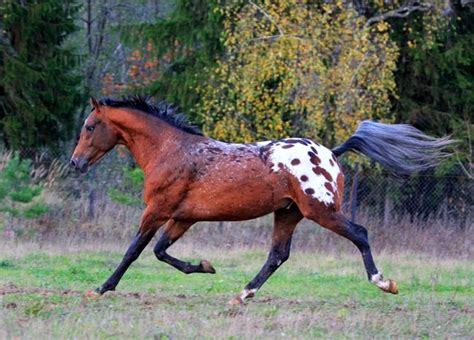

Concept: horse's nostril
[[70, 159, 77, 168]]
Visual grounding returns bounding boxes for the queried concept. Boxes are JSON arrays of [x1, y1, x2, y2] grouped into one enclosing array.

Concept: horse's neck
[[109, 108, 200, 174]]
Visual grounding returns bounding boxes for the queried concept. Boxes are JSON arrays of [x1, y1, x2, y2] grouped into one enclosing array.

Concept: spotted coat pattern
[[257, 138, 342, 206]]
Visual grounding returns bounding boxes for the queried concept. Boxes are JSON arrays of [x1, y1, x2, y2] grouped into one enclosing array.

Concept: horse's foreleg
[[229, 206, 302, 305], [95, 206, 165, 295], [316, 213, 398, 294], [154, 220, 216, 274]]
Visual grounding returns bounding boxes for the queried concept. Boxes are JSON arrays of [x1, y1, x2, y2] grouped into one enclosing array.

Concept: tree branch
[[248, 1, 284, 36], [365, 3, 433, 27]]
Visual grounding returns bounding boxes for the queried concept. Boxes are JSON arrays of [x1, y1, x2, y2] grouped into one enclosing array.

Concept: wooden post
[[350, 162, 359, 223], [87, 167, 96, 220], [383, 192, 392, 228]]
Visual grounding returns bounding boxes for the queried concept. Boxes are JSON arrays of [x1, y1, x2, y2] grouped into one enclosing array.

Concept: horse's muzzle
[[70, 157, 89, 173]]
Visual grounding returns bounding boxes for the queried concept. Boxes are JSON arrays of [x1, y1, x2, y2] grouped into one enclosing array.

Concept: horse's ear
[[90, 96, 101, 114]]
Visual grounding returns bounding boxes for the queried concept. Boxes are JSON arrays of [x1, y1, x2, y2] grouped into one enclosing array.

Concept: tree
[[196, 0, 399, 145], [388, 1, 474, 175], [121, 0, 224, 113], [0, 0, 83, 150]]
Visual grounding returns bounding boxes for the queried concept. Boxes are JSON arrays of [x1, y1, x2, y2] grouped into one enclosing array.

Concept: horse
[[70, 95, 452, 304]]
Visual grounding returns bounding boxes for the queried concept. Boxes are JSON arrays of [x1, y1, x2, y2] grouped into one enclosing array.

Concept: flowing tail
[[332, 121, 454, 176]]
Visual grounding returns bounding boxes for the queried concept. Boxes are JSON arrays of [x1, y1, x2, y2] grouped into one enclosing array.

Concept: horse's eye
[[86, 125, 95, 132]]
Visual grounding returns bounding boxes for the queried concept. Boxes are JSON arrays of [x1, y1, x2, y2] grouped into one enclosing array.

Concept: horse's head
[[70, 97, 119, 173]]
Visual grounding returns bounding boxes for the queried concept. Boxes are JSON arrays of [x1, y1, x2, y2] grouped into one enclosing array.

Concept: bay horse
[[70, 95, 452, 304]]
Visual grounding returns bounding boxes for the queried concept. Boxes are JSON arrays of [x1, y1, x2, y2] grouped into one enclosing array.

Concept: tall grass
[[0, 148, 472, 258]]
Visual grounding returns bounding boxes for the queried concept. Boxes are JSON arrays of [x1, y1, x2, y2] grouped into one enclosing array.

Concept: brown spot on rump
[[305, 188, 315, 195], [310, 146, 318, 154], [298, 139, 310, 146], [291, 159, 300, 165], [331, 153, 337, 162], [310, 156, 321, 165], [284, 139, 300, 144], [282, 144, 294, 149], [324, 182, 335, 194], [300, 175, 308, 181], [308, 152, 321, 165], [312, 166, 333, 181], [329, 159, 334, 166], [278, 162, 284, 169]]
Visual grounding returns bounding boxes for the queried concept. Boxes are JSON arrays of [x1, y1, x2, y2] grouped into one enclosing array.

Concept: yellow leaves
[[196, 0, 398, 145], [376, 21, 390, 33]]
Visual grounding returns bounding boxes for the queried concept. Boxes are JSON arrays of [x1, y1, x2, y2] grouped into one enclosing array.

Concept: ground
[[0, 241, 472, 338]]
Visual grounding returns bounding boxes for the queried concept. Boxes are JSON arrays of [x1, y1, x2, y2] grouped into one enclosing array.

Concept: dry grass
[[2, 193, 473, 259]]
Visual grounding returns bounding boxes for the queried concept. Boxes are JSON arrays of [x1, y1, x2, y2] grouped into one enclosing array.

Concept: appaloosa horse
[[70, 96, 452, 304]]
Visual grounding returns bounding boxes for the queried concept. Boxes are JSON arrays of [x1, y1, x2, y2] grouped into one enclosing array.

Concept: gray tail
[[332, 120, 454, 176]]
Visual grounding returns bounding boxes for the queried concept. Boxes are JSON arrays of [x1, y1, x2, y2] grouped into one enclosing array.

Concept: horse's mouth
[[79, 164, 89, 173]]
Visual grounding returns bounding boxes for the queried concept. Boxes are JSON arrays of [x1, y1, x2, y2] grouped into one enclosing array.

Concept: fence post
[[350, 162, 359, 223], [383, 189, 392, 228], [87, 167, 96, 220]]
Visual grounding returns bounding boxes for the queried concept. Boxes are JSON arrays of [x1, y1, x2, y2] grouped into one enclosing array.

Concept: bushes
[[0, 152, 48, 219]]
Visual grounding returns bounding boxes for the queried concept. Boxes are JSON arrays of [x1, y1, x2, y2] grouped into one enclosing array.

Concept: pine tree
[[122, 0, 224, 114], [389, 3, 474, 172], [0, 0, 83, 150]]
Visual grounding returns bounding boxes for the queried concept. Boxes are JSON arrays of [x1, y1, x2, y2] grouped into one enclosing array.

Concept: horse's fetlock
[[155, 250, 166, 260]]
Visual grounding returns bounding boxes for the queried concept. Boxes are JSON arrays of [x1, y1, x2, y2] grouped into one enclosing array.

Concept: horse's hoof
[[200, 260, 216, 274], [380, 279, 398, 294], [387, 279, 398, 294], [94, 285, 115, 295], [85, 290, 101, 299], [228, 296, 244, 305]]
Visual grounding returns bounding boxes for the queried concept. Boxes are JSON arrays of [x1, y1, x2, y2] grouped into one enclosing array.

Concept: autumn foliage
[[197, 1, 399, 145]]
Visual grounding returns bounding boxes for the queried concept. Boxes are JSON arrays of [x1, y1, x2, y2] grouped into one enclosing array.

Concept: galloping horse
[[71, 96, 452, 304]]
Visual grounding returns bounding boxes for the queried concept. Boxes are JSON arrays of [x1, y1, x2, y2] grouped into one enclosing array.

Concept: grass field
[[0, 241, 473, 339]]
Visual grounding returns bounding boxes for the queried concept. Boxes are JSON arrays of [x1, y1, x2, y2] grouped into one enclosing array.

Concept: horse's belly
[[173, 174, 289, 221]]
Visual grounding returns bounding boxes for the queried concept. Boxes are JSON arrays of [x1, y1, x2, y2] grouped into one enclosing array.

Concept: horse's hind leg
[[229, 205, 303, 305], [153, 220, 216, 274], [306, 209, 398, 294]]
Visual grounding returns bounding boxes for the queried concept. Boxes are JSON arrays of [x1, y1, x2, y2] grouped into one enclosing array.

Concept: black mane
[[98, 95, 203, 136]]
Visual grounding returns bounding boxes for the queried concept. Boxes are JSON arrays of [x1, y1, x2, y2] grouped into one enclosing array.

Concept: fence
[[1, 146, 472, 231], [341, 163, 472, 229]]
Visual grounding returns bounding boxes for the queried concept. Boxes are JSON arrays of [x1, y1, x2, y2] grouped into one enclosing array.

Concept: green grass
[[0, 243, 473, 338]]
